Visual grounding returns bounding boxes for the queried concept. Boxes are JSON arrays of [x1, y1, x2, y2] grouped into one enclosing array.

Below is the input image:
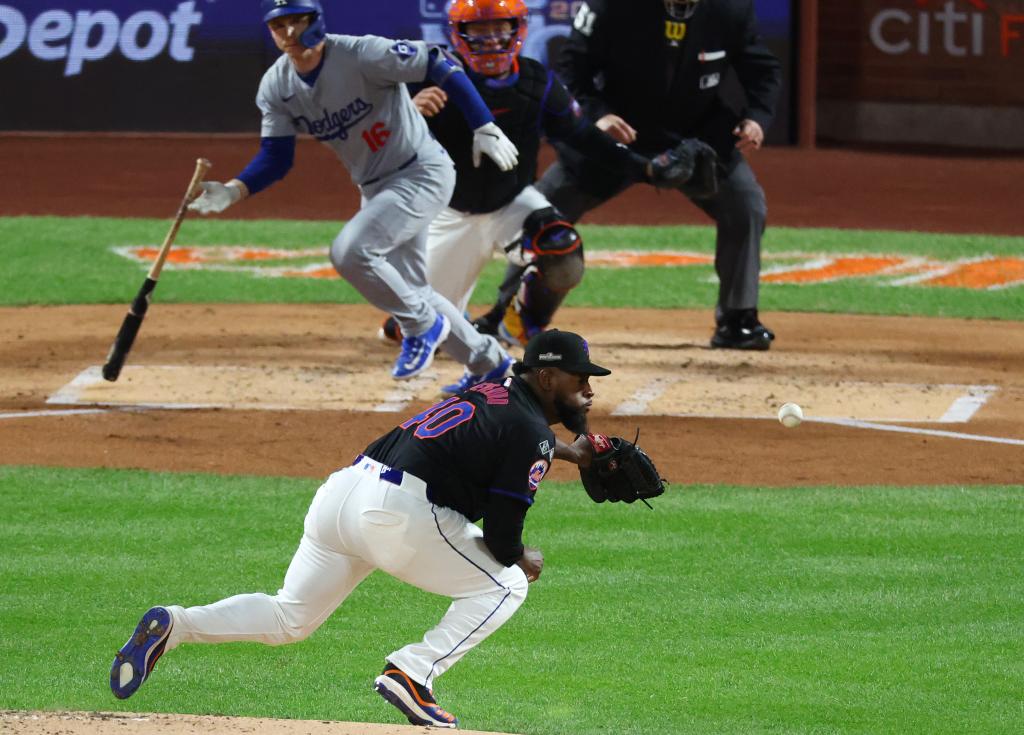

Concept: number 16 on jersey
[[362, 122, 391, 152]]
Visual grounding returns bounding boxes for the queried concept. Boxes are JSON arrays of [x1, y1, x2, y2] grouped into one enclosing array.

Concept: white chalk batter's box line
[[45, 365, 997, 423], [44, 366, 998, 423], [24, 368, 1024, 447], [611, 378, 997, 424], [45, 365, 441, 414], [0, 405, 188, 421]]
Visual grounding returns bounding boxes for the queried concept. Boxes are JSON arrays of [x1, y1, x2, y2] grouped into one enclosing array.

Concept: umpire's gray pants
[[330, 150, 504, 374], [537, 156, 767, 313]]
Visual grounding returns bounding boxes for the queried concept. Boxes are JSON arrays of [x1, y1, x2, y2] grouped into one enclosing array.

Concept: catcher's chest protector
[[431, 58, 550, 213], [474, 59, 549, 156]]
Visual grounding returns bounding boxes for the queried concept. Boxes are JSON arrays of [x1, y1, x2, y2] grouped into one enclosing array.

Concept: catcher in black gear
[[377, 0, 718, 362]]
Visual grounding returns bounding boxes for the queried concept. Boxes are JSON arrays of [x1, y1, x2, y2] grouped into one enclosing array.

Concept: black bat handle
[[101, 277, 157, 382]]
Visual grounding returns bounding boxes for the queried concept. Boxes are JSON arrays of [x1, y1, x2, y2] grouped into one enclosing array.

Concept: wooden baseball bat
[[101, 157, 212, 382]]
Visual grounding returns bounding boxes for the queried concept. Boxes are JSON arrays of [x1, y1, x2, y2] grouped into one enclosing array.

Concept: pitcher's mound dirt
[[0, 711, 518, 735]]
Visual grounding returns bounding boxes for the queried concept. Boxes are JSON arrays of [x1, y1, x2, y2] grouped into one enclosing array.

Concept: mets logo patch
[[390, 42, 417, 59], [528, 458, 549, 492]]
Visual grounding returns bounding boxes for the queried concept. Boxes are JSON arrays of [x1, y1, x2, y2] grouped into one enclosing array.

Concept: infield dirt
[[2, 303, 1022, 486]]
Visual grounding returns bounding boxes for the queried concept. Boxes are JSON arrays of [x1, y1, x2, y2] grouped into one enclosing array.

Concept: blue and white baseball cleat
[[392, 313, 450, 380], [110, 606, 173, 699], [441, 353, 514, 396], [374, 662, 458, 728]]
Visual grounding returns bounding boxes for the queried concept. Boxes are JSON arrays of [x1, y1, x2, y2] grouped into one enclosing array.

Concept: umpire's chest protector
[[595, 1, 739, 152]]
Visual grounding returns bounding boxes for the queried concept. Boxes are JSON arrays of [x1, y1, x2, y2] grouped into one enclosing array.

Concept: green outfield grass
[[2, 215, 1022, 319], [3, 215, 1023, 733], [1, 465, 1022, 734]]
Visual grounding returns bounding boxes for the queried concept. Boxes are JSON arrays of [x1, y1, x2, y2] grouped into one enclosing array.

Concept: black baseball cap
[[512, 329, 611, 376]]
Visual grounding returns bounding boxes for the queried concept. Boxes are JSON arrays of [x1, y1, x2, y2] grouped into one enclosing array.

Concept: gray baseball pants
[[537, 155, 767, 313], [330, 150, 505, 374]]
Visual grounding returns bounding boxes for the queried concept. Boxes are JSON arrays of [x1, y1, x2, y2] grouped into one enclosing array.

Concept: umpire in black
[[538, 0, 782, 350]]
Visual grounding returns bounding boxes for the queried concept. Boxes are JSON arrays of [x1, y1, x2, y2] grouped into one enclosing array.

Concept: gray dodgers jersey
[[257, 35, 444, 186]]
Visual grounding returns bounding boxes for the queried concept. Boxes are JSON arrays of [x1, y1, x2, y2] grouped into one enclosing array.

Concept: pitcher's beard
[[555, 397, 589, 435]]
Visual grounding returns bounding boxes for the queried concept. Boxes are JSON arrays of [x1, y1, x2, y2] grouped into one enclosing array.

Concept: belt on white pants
[[351, 454, 430, 498]]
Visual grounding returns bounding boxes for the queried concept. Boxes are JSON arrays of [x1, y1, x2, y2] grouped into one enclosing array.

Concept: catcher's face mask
[[449, 0, 529, 77], [663, 0, 699, 21]]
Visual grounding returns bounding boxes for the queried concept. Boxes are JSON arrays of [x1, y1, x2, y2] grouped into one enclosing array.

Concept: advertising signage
[[0, 0, 266, 131], [817, 0, 1024, 149], [0, 0, 794, 135]]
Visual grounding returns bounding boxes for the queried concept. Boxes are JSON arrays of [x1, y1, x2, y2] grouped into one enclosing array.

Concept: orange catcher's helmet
[[448, 0, 529, 76]]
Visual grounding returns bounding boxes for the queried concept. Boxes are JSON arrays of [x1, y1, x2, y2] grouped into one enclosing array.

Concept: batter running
[[109, 330, 611, 728], [188, 0, 517, 382]]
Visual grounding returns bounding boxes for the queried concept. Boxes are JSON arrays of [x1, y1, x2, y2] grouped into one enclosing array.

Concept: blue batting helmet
[[260, 0, 326, 48]]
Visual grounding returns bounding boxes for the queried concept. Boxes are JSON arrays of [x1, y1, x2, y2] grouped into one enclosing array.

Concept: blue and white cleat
[[392, 314, 450, 380], [441, 353, 515, 396], [374, 662, 458, 728], [110, 606, 173, 699]]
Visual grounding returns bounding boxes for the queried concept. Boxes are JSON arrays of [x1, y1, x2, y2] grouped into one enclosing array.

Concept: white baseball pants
[[425, 185, 550, 314], [164, 458, 529, 688]]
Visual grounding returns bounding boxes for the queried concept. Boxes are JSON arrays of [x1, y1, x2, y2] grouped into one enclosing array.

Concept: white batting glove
[[472, 122, 519, 171], [187, 181, 242, 215]]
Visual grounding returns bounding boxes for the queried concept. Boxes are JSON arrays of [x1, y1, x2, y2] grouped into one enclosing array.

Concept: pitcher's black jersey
[[363, 376, 555, 565]]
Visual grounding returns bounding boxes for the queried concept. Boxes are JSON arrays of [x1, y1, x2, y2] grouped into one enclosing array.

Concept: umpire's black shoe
[[710, 309, 774, 351]]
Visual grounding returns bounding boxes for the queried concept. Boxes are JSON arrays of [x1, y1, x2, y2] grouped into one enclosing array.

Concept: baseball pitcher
[[109, 330, 663, 728]]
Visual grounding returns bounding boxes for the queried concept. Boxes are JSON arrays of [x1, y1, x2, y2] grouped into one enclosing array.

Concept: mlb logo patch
[[528, 459, 549, 492], [390, 42, 417, 59], [699, 72, 720, 90]]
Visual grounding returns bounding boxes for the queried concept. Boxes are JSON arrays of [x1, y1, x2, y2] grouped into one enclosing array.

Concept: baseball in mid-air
[[778, 402, 803, 428]]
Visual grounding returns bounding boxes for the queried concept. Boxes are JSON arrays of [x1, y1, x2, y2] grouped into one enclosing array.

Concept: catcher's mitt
[[579, 432, 666, 508], [649, 138, 720, 200]]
